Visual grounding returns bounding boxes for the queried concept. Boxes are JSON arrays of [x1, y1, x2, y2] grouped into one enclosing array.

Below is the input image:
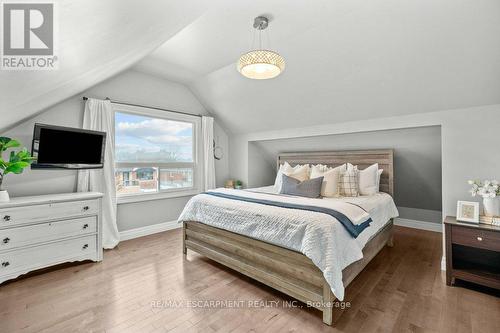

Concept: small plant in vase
[[0, 137, 35, 202], [235, 180, 243, 190], [468, 180, 500, 217]]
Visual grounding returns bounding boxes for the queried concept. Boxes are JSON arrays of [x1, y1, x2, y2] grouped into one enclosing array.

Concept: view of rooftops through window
[[114, 112, 194, 195]]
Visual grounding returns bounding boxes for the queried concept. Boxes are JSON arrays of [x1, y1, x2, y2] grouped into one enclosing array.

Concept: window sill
[[117, 189, 201, 205]]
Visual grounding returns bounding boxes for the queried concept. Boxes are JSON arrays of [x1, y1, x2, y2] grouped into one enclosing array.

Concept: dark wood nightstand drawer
[[445, 216, 500, 290], [451, 225, 500, 251]]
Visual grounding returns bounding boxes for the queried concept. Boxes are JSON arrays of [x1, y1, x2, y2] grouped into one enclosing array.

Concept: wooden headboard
[[277, 149, 394, 197]]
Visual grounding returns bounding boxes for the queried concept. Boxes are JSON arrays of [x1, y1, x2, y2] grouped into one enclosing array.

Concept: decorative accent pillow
[[376, 169, 383, 192], [310, 164, 345, 197], [357, 163, 379, 196], [338, 168, 359, 197], [280, 174, 323, 198], [273, 162, 310, 192]]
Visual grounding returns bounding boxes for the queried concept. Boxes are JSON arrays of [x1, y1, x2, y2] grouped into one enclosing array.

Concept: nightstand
[[444, 216, 500, 290]]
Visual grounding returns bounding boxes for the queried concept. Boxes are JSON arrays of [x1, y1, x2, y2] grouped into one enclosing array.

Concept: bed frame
[[183, 149, 394, 325]]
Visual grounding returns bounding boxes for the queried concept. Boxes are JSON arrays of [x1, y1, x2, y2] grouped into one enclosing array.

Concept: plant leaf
[[9, 151, 17, 162], [8, 149, 35, 164], [0, 140, 34, 175], [4, 139, 20, 149], [0, 138, 7, 152], [0, 137, 20, 152], [19, 148, 35, 161], [4, 161, 29, 174]]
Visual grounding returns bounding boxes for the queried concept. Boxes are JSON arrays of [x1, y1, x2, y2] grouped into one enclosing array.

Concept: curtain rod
[[82, 96, 202, 118]]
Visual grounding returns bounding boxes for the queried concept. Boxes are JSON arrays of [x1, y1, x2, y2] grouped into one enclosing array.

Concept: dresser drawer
[[0, 216, 97, 251], [451, 225, 500, 251], [0, 199, 98, 227], [0, 235, 97, 277]]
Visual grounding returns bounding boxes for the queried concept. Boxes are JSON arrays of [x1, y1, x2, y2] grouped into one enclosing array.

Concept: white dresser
[[0, 192, 103, 284]]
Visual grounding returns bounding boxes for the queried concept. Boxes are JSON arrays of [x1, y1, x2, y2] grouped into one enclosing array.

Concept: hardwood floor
[[0, 226, 499, 332]]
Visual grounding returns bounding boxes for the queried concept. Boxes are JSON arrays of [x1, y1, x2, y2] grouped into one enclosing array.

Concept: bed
[[180, 150, 397, 325]]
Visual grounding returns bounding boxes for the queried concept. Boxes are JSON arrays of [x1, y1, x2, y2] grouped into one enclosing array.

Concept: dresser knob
[[2, 237, 10, 244], [83, 224, 89, 229], [83, 206, 89, 211], [1, 261, 10, 267], [3, 215, 11, 222], [82, 244, 89, 250], [477, 236, 483, 241]]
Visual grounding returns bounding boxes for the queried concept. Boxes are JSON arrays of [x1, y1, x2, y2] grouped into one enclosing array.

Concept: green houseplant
[[235, 180, 243, 189], [0, 137, 35, 202]]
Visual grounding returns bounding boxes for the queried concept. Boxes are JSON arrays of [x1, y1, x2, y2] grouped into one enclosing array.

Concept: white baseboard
[[394, 218, 442, 233], [119, 220, 181, 241], [441, 256, 446, 271]]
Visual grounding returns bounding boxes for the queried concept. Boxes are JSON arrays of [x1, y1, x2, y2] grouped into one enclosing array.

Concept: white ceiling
[[136, 0, 500, 134], [0, 0, 209, 132], [137, 1, 331, 80], [2, 0, 499, 135]]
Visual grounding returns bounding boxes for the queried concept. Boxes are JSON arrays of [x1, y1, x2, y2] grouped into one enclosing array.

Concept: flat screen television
[[31, 123, 106, 169]]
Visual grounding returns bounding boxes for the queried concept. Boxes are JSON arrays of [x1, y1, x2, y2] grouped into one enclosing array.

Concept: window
[[114, 105, 201, 202]]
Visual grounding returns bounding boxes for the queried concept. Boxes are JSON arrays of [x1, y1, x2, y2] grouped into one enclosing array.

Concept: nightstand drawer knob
[[83, 224, 89, 229], [3, 237, 10, 244], [3, 215, 11, 221], [82, 244, 89, 250], [1, 261, 10, 267], [477, 236, 483, 241], [83, 206, 89, 211]]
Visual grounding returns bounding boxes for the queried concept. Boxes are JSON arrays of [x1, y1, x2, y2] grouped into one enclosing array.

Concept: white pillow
[[310, 164, 345, 197], [357, 163, 379, 196], [376, 169, 383, 192], [274, 162, 310, 192]]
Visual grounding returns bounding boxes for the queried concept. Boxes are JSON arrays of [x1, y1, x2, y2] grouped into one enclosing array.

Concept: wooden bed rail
[[183, 149, 395, 325], [183, 220, 394, 325]]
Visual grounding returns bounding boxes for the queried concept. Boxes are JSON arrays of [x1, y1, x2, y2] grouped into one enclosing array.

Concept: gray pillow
[[280, 174, 323, 198]]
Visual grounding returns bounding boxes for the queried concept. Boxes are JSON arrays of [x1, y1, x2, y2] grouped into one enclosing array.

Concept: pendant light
[[237, 16, 285, 80]]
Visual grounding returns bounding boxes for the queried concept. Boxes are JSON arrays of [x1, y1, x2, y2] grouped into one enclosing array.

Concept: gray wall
[[1, 69, 230, 232], [248, 126, 442, 223], [247, 142, 277, 189], [229, 104, 500, 226]]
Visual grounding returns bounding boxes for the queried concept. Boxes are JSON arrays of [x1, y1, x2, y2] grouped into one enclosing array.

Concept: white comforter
[[178, 187, 399, 301]]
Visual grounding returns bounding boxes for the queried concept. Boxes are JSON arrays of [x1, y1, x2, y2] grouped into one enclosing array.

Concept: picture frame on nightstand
[[456, 200, 480, 223]]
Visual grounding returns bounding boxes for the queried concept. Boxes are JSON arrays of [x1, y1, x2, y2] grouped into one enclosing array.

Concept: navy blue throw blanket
[[203, 192, 372, 238]]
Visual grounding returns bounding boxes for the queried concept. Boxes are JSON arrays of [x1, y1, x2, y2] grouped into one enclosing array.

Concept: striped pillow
[[338, 169, 359, 197]]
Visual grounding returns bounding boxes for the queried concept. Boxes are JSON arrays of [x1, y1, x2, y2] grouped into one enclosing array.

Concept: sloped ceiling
[[0, 0, 210, 133], [135, 0, 500, 134], [3, 0, 499, 135]]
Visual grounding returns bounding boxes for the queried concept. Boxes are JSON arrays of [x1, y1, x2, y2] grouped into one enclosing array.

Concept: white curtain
[[77, 98, 120, 249], [202, 116, 216, 191]]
